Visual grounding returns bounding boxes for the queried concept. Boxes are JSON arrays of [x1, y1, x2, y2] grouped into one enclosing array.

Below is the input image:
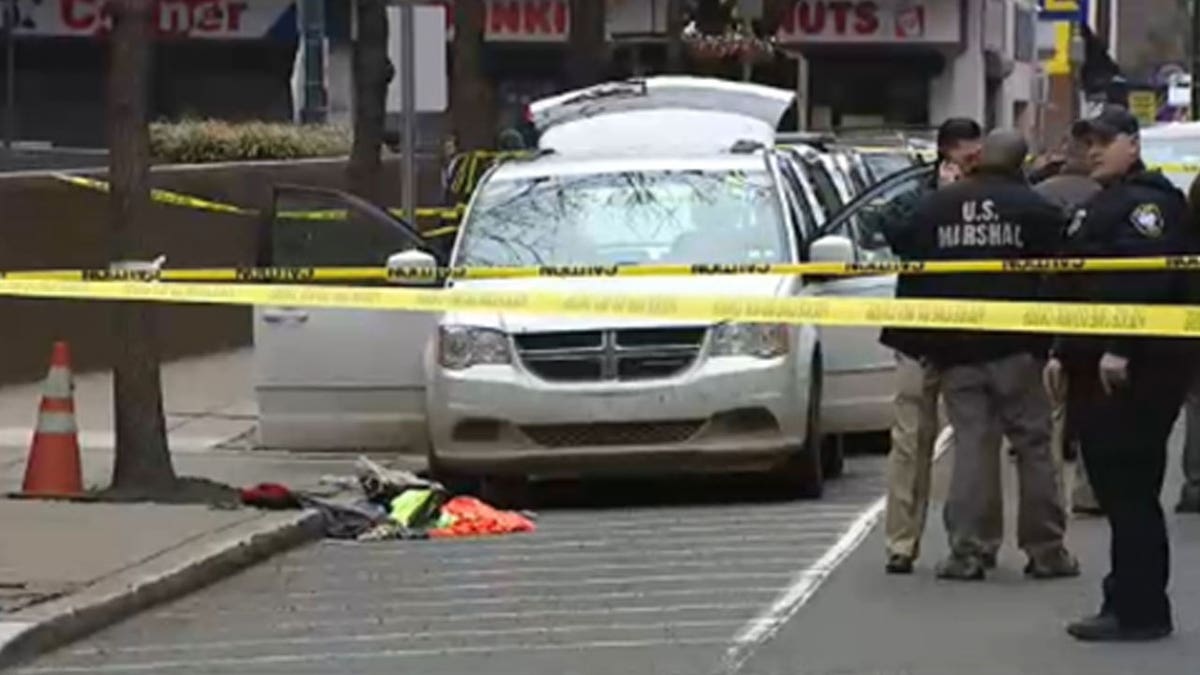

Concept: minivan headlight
[[438, 326, 512, 370], [710, 323, 789, 359]]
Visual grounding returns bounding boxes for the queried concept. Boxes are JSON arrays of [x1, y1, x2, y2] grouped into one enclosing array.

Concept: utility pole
[[3, 0, 15, 151], [1192, 0, 1200, 119], [399, 0, 415, 224], [299, 0, 328, 123], [1068, 19, 1084, 121]]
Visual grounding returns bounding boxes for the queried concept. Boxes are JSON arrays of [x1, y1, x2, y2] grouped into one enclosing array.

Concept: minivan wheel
[[480, 475, 531, 510], [428, 453, 479, 496], [822, 435, 846, 480], [780, 354, 824, 499]]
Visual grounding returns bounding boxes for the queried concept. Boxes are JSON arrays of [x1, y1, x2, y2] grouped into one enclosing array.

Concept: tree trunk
[[665, 0, 685, 73], [567, 0, 607, 88], [107, 0, 175, 493], [753, 0, 787, 84], [348, 0, 390, 203], [760, 0, 786, 36], [452, 0, 494, 150]]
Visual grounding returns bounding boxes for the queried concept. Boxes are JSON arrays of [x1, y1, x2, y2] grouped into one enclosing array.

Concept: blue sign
[[1038, 0, 1089, 22]]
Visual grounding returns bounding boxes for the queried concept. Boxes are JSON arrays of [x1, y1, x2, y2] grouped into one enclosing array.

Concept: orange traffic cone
[[14, 342, 84, 499]]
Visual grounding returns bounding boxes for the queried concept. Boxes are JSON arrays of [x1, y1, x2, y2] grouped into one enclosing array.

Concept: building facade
[[2, 0, 300, 146], [776, 0, 1040, 134], [1, 0, 1048, 148]]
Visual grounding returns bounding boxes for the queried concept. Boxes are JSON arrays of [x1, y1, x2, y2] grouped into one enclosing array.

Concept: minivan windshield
[[1142, 136, 1200, 166], [456, 168, 791, 267]]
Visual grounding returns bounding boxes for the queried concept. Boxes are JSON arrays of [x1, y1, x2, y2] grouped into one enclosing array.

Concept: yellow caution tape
[[6, 255, 1200, 284], [0, 277, 1195, 338], [52, 174, 463, 229], [274, 205, 463, 222], [1152, 162, 1200, 174], [56, 174, 254, 216]]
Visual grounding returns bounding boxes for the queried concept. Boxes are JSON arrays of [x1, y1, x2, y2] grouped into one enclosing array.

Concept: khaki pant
[[942, 353, 1067, 557], [884, 354, 1002, 559]]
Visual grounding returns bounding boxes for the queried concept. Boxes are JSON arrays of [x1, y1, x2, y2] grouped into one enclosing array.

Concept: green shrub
[[149, 119, 352, 164]]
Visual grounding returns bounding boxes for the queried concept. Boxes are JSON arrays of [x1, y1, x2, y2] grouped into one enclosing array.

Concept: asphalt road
[[17, 456, 887, 675]]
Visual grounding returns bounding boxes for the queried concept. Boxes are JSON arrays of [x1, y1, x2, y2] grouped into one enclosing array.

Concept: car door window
[[264, 185, 446, 285], [821, 165, 934, 262], [798, 155, 845, 216], [778, 161, 819, 241]]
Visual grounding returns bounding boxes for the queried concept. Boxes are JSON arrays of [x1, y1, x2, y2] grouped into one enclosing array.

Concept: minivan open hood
[[531, 76, 795, 154], [441, 274, 793, 333]]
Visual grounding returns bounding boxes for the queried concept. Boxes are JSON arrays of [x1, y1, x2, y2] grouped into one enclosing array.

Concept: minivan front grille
[[515, 327, 706, 383], [520, 421, 704, 448]]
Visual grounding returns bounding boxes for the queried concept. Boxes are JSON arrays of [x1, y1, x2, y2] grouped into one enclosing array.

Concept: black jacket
[[1051, 163, 1198, 364], [878, 167, 938, 358], [895, 170, 1066, 366]]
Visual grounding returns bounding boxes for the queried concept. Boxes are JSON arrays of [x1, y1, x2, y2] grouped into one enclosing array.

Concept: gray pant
[[942, 353, 1067, 558]]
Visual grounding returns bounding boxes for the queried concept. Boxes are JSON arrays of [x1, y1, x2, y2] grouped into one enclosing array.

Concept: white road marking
[[20, 638, 732, 674], [272, 556, 818, 583], [328, 527, 847, 555], [273, 571, 796, 600], [160, 586, 786, 619], [720, 497, 885, 673], [281, 543, 831, 571], [720, 427, 954, 673], [540, 506, 873, 530], [68, 618, 744, 656], [140, 601, 765, 637]]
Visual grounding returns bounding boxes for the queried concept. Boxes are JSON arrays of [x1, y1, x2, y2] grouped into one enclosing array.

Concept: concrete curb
[[0, 509, 323, 671]]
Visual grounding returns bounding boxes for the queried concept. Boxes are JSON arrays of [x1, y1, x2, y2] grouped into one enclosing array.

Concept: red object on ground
[[16, 342, 84, 499], [429, 496, 536, 538], [240, 482, 299, 510]]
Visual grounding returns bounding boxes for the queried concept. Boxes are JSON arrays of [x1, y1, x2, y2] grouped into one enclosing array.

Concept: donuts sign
[[775, 0, 961, 44]]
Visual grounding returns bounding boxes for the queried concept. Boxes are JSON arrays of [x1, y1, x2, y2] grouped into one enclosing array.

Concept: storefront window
[[808, 55, 936, 131]]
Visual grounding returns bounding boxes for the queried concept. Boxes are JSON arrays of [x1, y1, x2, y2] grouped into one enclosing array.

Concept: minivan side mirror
[[808, 234, 856, 264], [386, 249, 441, 286]]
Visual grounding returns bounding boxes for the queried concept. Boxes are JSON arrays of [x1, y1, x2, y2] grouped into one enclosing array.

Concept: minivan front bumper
[[427, 352, 809, 478]]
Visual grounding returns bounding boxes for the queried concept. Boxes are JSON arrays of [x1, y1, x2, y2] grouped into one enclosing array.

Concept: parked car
[[253, 76, 937, 498], [1140, 121, 1200, 190]]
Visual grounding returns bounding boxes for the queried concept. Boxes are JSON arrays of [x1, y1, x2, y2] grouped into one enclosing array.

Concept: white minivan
[[253, 77, 936, 496]]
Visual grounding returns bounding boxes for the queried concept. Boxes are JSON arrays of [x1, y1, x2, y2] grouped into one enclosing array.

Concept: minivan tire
[[780, 351, 824, 499]]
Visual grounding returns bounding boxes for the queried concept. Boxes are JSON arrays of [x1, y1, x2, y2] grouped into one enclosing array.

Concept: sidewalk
[[0, 349, 413, 669], [740, 422, 1200, 675]]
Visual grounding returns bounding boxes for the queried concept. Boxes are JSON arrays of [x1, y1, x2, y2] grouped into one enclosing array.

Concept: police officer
[[1048, 106, 1197, 641], [1034, 135, 1104, 516], [907, 129, 1079, 581]]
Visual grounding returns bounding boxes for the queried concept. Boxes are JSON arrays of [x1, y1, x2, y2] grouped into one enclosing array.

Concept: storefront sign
[[486, 0, 568, 42], [430, 0, 568, 42], [1037, 0, 1089, 21], [1128, 90, 1159, 127], [776, 1, 961, 45], [11, 0, 297, 40], [436, 0, 667, 43]]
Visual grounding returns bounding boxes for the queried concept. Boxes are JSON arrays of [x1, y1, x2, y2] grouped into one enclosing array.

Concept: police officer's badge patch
[[1130, 203, 1165, 238], [1067, 209, 1086, 237]]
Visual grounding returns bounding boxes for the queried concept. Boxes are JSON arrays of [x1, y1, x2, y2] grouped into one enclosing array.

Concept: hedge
[[150, 119, 352, 164]]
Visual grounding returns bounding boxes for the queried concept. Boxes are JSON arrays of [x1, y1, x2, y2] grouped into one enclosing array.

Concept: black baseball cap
[[1071, 105, 1139, 140]]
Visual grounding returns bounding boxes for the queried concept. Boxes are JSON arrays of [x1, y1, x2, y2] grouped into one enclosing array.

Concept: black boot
[[1067, 613, 1172, 642], [885, 554, 914, 575], [935, 553, 985, 581]]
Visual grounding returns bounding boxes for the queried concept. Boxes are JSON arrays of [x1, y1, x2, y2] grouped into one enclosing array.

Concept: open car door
[[254, 185, 447, 452], [809, 164, 934, 433]]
